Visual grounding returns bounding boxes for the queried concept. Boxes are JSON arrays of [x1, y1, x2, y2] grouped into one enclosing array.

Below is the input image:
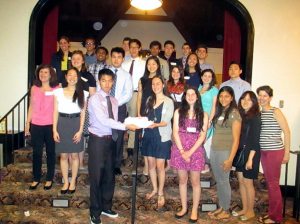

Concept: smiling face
[[185, 89, 198, 106], [241, 93, 253, 112], [65, 69, 78, 87], [219, 90, 234, 108], [196, 47, 207, 60], [99, 74, 114, 94], [257, 90, 272, 108], [201, 71, 213, 85], [171, 67, 181, 82], [38, 68, 51, 84], [152, 77, 164, 95], [129, 42, 141, 58], [182, 45, 191, 57], [96, 49, 107, 62], [150, 45, 160, 57], [187, 54, 198, 67], [59, 38, 70, 52], [147, 59, 159, 74], [85, 38, 95, 52], [71, 53, 84, 70]]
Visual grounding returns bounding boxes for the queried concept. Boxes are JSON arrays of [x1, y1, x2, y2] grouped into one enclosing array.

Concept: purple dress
[[170, 117, 205, 171]]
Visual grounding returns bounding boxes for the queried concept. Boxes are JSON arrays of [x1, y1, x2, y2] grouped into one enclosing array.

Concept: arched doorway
[[28, 0, 254, 87]]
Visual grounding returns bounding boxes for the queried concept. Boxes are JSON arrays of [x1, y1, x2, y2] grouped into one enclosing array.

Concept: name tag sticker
[[162, 108, 166, 114], [170, 62, 177, 66], [187, 127, 196, 133], [218, 116, 224, 121], [184, 76, 190, 80], [81, 77, 88, 82], [45, 91, 54, 96]]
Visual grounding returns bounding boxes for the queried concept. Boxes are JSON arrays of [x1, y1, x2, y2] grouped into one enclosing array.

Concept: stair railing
[[0, 92, 29, 167]]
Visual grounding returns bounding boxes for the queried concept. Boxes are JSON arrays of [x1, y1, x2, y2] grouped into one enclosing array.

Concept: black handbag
[[233, 125, 250, 168]]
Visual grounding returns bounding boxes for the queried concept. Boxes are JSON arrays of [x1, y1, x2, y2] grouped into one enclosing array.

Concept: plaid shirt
[[88, 61, 108, 81]]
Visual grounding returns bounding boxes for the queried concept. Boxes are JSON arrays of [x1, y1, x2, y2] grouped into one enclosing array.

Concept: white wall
[[0, 0, 299, 184], [240, 0, 300, 185], [0, 0, 38, 116]]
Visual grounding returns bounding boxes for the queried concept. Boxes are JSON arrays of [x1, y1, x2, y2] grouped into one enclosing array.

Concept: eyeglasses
[[85, 42, 95, 46]]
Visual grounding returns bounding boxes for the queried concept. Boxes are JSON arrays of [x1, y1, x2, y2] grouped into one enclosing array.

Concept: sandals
[[208, 207, 223, 217], [145, 190, 157, 200], [157, 194, 165, 208], [258, 215, 281, 224], [211, 210, 231, 220]]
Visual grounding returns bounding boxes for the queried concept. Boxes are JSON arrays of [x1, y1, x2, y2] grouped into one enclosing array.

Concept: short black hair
[[149, 40, 162, 50], [129, 38, 142, 48], [196, 44, 208, 52], [98, 68, 115, 81], [182, 42, 191, 48], [96, 46, 108, 55], [164, 40, 175, 48], [111, 47, 125, 58], [229, 60, 242, 70]]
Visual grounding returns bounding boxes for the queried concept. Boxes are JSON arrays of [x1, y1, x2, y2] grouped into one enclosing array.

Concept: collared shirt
[[109, 66, 133, 106], [122, 57, 145, 91], [88, 61, 108, 90], [199, 63, 214, 71], [220, 77, 251, 103], [85, 53, 97, 67], [88, 89, 126, 137]]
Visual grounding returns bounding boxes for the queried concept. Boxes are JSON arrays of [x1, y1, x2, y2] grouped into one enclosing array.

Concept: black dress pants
[[113, 104, 127, 168], [30, 124, 55, 182], [88, 134, 115, 217]]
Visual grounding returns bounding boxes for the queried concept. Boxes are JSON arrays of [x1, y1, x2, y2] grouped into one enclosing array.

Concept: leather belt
[[90, 132, 112, 140], [59, 112, 80, 118]]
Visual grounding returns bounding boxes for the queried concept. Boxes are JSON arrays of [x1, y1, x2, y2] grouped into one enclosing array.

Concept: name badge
[[170, 62, 177, 66], [218, 116, 224, 121], [45, 91, 54, 96], [184, 76, 190, 80], [81, 77, 88, 82], [162, 108, 166, 114], [187, 127, 196, 133]]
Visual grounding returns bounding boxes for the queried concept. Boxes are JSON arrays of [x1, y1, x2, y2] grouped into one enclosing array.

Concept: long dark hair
[[167, 65, 185, 85], [184, 53, 201, 77], [142, 56, 162, 79], [71, 50, 87, 72], [179, 87, 204, 131], [213, 86, 237, 126], [34, 64, 58, 88], [56, 36, 70, 62], [200, 69, 216, 90], [145, 75, 168, 114], [238, 91, 260, 120], [66, 67, 85, 109]]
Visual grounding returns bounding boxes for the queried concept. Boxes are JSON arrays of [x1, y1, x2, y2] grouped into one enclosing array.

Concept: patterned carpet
[[0, 147, 298, 223]]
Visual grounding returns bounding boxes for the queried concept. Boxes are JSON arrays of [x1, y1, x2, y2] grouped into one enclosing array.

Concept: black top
[[239, 115, 261, 152]]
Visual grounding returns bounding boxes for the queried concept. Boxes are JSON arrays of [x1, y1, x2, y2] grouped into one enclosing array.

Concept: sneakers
[[90, 215, 101, 224], [101, 209, 119, 218]]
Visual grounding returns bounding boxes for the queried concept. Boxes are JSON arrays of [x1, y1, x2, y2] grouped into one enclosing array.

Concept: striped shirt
[[260, 107, 284, 150]]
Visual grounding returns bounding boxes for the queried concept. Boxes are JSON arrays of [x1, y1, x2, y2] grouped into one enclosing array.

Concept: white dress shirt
[[122, 57, 146, 91], [109, 66, 133, 106]]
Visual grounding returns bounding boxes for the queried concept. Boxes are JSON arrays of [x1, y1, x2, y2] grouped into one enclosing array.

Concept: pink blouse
[[31, 85, 58, 125]]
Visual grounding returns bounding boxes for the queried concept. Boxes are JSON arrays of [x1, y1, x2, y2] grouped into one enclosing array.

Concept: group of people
[[24, 36, 290, 224]]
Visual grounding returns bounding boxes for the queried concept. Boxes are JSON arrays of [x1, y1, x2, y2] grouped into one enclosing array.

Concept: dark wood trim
[[120, 14, 170, 22], [28, 0, 254, 85]]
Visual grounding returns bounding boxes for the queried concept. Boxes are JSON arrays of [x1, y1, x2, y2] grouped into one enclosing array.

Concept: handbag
[[233, 125, 250, 168]]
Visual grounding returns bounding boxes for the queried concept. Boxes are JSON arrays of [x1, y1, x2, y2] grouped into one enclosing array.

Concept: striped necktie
[[110, 69, 118, 97]]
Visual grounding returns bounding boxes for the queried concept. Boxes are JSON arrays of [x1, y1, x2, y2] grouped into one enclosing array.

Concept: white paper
[[124, 117, 153, 128]]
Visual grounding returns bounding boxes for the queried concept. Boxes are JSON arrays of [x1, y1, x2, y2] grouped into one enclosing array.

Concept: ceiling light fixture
[[130, 0, 162, 11]]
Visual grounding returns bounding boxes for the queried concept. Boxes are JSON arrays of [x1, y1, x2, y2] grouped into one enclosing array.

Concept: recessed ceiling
[[58, 0, 225, 48]]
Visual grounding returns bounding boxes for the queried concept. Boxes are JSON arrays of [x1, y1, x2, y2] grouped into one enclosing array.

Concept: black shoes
[[44, 182, 53, 190], [90, 215, 101, 224], [29, 182, 40, 190], [175, 210, 188, 219], [114, 168, 122, 176], [127, 148, 134, 157], [101, 209, 119, 218], [68, 187, 76, 194], [189, 218, 198, 223]]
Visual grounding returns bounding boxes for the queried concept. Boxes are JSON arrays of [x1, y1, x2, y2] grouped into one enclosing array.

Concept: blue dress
[[141, 103, 172, 159]]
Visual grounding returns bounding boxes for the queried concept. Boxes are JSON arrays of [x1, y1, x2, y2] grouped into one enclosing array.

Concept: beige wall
[[240, 0, 300, 185], [0, 0, 299, 184]]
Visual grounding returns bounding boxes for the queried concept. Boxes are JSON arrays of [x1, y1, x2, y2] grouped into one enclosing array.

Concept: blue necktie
[[110, 69, 118, 97]]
